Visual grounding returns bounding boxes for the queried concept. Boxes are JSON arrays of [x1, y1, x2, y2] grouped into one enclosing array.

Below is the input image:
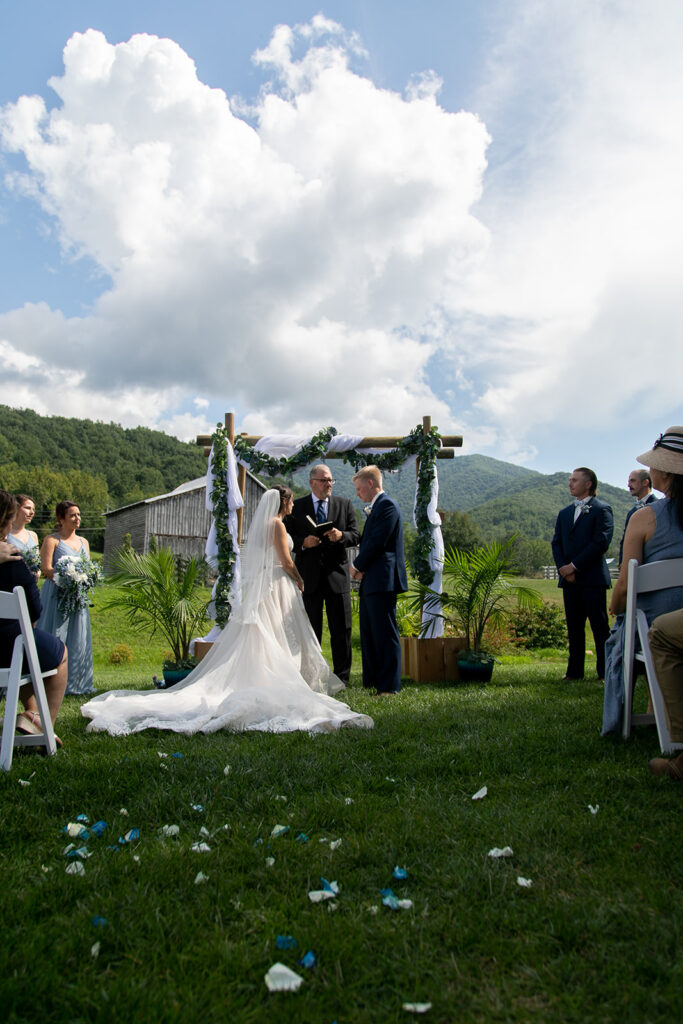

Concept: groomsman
[[286, 464, 360, 682], [551, 467, 613, 680], [349, 466, 408, 695], [618, 469, 657, 567]]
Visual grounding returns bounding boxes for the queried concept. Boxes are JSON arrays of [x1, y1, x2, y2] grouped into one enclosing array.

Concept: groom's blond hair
[[352, 465, 382, 487]]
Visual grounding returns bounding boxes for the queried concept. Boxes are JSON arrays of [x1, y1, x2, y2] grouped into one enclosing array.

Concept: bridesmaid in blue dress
[[38, 500, 95, 695], [7, 493, 41, 574]]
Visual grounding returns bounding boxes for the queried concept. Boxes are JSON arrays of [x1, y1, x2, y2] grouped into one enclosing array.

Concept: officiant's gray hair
[[352, 465, 382, 487]]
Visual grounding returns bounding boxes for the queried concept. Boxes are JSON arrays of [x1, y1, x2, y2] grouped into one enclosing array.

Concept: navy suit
[[618, 493, 657, 567], [353, 492, 408, 693], [286, 494, 359, 682], [551, 496, 613, 679]]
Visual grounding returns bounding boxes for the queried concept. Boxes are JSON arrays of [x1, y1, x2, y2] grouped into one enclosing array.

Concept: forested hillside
[[0, 405, 207, 547], [0, 406, 635, 563]]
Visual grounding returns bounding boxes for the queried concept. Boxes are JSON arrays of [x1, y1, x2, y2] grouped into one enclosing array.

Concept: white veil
[[235, 489, 281, 624]]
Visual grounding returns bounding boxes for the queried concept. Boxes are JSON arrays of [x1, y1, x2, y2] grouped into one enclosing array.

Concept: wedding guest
[[8, 493, 41, 575], [38, 501, 95, 695], [647, 608, 683, 781], [0, 490, 67, 745], [602, 427, 683, 734]]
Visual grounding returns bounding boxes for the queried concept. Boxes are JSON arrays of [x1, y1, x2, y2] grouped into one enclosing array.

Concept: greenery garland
[[233, 427, 338, 475], [208, 424, 237, 627], [210, 422, 442, 625]]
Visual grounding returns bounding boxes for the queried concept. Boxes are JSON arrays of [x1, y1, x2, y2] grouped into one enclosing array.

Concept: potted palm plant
[[408, 538, 542, 682], [107, 547, 211, 685]]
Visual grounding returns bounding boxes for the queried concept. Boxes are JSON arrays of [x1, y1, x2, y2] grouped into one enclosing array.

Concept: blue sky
[[1, 0, 681, 490]]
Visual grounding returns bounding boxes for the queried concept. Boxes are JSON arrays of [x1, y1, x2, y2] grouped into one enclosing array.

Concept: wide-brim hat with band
[[636, 427, 683, 474]]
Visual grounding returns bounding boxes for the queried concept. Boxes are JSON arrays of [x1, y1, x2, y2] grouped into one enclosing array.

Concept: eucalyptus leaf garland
[[209, 422, 442, 625]]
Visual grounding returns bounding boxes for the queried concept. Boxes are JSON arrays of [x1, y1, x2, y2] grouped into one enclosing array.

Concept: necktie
[[316, 500, 327, 524]]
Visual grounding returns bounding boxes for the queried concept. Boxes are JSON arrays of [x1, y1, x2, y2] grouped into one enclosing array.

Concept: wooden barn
[[103, 471, 267, 571]]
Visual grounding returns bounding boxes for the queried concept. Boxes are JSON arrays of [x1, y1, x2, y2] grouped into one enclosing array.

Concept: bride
[[81, 487, 373, 736]]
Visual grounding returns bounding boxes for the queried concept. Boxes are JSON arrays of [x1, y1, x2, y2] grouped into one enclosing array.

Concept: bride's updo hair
[[273, 485, 293, 515]]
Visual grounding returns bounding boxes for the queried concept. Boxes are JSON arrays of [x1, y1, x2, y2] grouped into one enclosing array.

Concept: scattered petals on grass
[[274, 794, 287, 802], [402, 1002, 432, 1014], [271, 824, 290, 838], [265, 857, 275, 867], [264, 962, 303, 993], [118, 828, 140, 845], [133, 855, 140, 863], [385, 776, 396, 783], [90, 820, 107, 837], [40, 864, 51, 873], [367, 904, 379, 915], [309, 878, 339, 903], [275, 935, 297, 950], [92, 916, 108, 928], [298, 950, 316, 969], [160, 825, 180, 837], [66, 862, 85, 876], [223, 764, 231, 776], [472, 786, 488, 801], [487, 846, 514, 859], [295, 832, 309, 843], [191, 842, 211, 853], [67, 846, 91, 860], [76, 813, 89, 823], [329, 839, 342, 851], [119, 808, 128, 816], [18, 779, 31, 786], [199, 826, 210, 838], [171, 752, 183, 759], [191, 804, 204, 812], [344, 797, 354, 805], [588, 804, 600, 815], [381, 888, 412, 910], [65, 823, 89, 839], [194, 872, 209, 884], [517, 876, 533, 888], [393, 866, 408, 880], [91, 941, 101, 959]]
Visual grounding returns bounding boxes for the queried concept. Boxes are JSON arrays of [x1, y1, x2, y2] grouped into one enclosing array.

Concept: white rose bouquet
[[22, 546, 42, 575], [53, 553, 103, 616]]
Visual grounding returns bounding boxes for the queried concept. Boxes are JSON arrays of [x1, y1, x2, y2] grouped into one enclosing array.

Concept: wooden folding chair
[[0, 586, 57, 770], [622, 557, 683, 754]]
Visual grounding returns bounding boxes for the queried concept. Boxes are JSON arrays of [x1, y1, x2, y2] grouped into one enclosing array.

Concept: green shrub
[[108, 643, 134, 665], [510, 600, 567, 650]]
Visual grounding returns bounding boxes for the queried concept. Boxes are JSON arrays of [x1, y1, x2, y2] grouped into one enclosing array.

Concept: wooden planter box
[[194, 641, 214, 662], [400, 636, 468, 683]]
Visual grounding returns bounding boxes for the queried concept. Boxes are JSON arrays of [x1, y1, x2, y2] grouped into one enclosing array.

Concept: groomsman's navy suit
[[286, 494, 360, 682], [353, 492, 408, 693], [551, 496, 614, 679], [618, 492, 656, 567]]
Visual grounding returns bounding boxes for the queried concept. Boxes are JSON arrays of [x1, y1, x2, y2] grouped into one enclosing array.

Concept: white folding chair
[[0, 586, 57, 770], [622, 557, 683, 754]]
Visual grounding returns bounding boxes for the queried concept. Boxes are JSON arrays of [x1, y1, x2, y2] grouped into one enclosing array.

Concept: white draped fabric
[[415, 468, 445, 637]]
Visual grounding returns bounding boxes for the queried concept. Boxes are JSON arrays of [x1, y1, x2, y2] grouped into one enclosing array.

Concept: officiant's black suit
[[286, 495, 360, 682]]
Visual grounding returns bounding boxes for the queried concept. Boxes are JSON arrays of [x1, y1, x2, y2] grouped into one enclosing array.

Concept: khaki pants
[[648, 609, 683, 742]]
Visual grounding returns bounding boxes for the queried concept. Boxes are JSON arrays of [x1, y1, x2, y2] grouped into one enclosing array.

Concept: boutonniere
[[581, 504, 591, 515]]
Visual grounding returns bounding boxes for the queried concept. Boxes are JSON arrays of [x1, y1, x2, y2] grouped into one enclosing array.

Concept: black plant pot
[[457, 655, 495, 683]]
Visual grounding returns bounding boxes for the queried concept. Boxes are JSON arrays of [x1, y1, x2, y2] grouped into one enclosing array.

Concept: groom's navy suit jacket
[[354, 492, 408, 594], [551, 497, 613, 588]]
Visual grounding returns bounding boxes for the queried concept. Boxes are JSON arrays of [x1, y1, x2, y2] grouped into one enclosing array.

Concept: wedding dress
[[81, 490, 373, 736]]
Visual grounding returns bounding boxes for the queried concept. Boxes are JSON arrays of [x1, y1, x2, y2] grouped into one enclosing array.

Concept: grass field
[[1, 580, 679, 1024]]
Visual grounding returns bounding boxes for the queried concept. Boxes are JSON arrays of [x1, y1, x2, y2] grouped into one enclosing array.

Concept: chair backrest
[[627, 556, 683, 597], [0, 586, 43, 686]]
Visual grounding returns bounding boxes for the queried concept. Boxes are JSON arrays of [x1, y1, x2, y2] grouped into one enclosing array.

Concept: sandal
[[17, 711, 63, 749]]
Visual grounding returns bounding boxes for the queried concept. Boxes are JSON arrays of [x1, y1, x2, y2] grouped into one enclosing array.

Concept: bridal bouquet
[[21, 546, 42, 575], [53, 554, 103, 615]]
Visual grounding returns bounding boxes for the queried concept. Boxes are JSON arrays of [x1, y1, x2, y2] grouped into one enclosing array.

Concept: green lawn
[[1, 582, 679, 1023]]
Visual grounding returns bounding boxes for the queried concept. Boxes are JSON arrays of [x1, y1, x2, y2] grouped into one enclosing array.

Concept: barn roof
[[104, 472, 263, 516]]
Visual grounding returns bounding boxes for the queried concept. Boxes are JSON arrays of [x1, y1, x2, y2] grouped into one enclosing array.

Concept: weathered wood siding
[[103, 473, 267, 570]]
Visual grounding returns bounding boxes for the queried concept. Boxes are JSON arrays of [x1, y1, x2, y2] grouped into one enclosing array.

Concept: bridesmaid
[[8, 493, 41, 575], [38, 501, 95, 695]]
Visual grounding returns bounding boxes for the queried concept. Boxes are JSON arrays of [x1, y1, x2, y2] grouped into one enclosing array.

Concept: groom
[[349, 465, 408, 695]]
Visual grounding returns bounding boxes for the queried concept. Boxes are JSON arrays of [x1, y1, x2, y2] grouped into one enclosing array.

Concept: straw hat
[[636, 427, 683, 474]]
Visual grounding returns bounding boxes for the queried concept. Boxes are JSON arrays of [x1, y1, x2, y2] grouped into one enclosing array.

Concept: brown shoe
[[649, 751, 683, 781]]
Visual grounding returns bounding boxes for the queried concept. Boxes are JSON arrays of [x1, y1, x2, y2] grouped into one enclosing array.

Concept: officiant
[[285, 464, 360, 683]]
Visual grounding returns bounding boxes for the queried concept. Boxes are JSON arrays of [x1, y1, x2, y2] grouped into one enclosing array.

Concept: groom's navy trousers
[[354, 492, 408, 693]]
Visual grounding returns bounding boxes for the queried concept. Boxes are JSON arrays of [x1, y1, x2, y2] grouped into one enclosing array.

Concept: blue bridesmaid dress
[[37, 538, 95, 695]]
